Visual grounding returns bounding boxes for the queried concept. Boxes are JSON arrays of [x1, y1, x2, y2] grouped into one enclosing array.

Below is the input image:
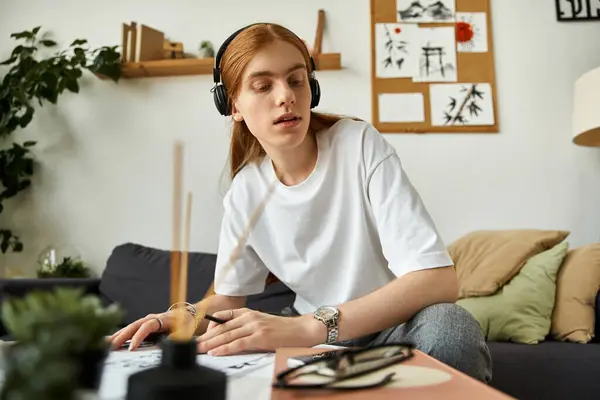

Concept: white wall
[[1, 0, 599, 276]]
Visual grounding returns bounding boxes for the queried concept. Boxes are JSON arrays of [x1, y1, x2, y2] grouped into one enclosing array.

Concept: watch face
[[318, 306, 338, 320]]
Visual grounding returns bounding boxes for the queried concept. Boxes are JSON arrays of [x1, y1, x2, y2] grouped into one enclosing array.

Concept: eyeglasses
[[272, 342, 414, 391]]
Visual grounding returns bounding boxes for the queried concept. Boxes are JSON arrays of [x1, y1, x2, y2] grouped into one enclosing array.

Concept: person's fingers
[[108, 327, 124, 341], [211, 307, 250, 322], [110, 319, 145, 349], [197, 325, 252, 355], [206, 320, 219, 331], [198, 310, 250, 342], [129, 317, 162, 351], [111, 314, 162, 349]]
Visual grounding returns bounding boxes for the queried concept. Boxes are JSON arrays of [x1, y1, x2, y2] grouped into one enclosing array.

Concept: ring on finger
[[151, 316, 163, 332], [229, 309, 234, 320]]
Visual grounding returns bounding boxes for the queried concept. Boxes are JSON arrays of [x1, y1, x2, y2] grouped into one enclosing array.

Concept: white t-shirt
[[213, 118, 453, 315]]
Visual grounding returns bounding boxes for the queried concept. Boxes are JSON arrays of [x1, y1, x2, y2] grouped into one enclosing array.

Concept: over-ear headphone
[[211, 23, 321, 116]]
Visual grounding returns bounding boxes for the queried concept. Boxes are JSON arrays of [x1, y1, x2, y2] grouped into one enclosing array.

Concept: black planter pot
[[126, 338, 227, 400], [75, 346, 109, 390]]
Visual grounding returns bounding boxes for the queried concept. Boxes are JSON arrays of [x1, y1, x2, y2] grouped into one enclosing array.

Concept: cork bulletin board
[[370, 0, 499, 133]]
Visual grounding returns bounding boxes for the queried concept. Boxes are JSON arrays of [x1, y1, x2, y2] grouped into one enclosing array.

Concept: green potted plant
[[37, 255, 94, 278], [0, 288, 123, 398], [198, 40, 214, 57], [0, 26, 121, 255]]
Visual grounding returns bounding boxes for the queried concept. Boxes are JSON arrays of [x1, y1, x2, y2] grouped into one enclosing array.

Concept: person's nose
[[275, 81, 295, 107]]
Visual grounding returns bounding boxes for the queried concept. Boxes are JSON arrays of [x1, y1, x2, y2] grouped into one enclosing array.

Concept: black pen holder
[[125, 338, 227, 400]]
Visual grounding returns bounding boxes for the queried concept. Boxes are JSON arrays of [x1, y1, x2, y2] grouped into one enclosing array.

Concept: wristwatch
[[313, 306, 340, 345]]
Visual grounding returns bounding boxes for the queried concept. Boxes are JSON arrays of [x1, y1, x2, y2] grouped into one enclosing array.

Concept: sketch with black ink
[[98, 349, 275, 400], [429, 83, 495, 126], [556, 0, 600, 21], [397, 0, 456, 23], [375, 23, 419, 78], [413, 27, 457, 83]]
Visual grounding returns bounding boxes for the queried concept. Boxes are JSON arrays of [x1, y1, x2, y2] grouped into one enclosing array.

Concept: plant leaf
[[448, 96, 457, 111], [70, 39, 87, 46], [19, 106, 34, 128], [65, 79, 79, 93]]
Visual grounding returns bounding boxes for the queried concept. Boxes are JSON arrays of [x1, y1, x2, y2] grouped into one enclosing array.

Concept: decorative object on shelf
[[125, 142, 227, 400], [164, 40, 185, 59], [555, 0, 600, 22], [571, 65, 600, 146], [121, 22, 165, 62], [0, 26, 121, 255], [199, 40, 215, 58], [0, 288, 123, 399], [370, 0, 499, 134]]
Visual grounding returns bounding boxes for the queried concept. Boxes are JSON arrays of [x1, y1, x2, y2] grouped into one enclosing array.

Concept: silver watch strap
[[325, 322, 339, 344]]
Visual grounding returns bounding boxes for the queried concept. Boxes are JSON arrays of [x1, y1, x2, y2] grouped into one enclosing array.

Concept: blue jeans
[[281, 302, 492, 383]]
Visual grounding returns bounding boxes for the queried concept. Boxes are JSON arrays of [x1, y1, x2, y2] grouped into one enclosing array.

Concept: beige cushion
[[448, 229, 570, 298], [551, 243, 600, 343]]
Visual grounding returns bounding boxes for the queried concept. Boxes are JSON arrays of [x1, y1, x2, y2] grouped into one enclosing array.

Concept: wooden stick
[[170, 141, 185, 340], [313, 9, 325, 56], [170, 141, 184, 307], [194, 181, 277, 326], [171, 191, 194, 342], [178, 192, 192, 305]]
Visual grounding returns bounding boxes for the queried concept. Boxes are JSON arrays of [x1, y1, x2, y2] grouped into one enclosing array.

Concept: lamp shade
[[572, 66, 600, 146]]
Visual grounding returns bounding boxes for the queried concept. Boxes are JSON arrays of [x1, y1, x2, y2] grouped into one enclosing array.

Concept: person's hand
[[196, 308, 321, 356], [109, 310, 195, 351]]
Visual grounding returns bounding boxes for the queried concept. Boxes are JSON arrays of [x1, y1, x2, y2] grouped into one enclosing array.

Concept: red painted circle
[[456, 22, 474, 43], [394, 27, 401, 34]]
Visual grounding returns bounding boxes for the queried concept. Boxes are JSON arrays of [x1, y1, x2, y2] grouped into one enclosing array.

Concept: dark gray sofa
[[1, 242, 599, 399]]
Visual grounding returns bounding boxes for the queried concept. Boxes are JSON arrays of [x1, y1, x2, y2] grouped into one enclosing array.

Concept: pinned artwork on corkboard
[[370, 0, 499, 133]]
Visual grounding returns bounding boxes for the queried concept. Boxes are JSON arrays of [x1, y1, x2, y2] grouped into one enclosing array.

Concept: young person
[[110, 22, 492, 383]]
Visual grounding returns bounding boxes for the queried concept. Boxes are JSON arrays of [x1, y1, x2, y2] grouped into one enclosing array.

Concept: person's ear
[[231, 101, 244, 122]]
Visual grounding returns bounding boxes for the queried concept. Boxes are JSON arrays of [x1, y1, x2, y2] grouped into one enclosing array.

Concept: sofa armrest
[[0, 278, 101, 299], [0, 278, 101, 339], [595, 290, 600, 343]]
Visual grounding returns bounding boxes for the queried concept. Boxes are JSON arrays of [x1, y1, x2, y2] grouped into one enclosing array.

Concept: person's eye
[[252, 81, 271, 92], [289, 76, 305, 87]]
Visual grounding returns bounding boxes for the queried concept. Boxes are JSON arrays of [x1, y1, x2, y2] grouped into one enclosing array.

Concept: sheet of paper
[[397, 0, 456, 23], [375, 23, 419, 78], [413, 27, 457, 83], [429, 83, 495, 126], [378, 93, 425, 123], [98, 348, 275, 400], [456, 12, 488, 53]]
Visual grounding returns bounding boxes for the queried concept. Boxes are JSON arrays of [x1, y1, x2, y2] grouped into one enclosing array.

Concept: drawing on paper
[[375, 23, 419, 78], [456, 12, 488, 52], [429, 83, 495, 126], [103, 349, 273, 376], [556, 0, 600, 21], [413, 27, 457, 83], [397, 0, 456, 23]]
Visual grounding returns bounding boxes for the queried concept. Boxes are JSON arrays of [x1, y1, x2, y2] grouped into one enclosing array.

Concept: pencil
[[204, 312, 286, 325], [204, 314, 227, 324]]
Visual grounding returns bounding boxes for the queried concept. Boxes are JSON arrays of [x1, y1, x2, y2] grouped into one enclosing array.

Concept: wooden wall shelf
[[121, 58, 213, 78], [314, 53, 342, 71], [98, 53, 341, 80], [98, 11, 341, 80]]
